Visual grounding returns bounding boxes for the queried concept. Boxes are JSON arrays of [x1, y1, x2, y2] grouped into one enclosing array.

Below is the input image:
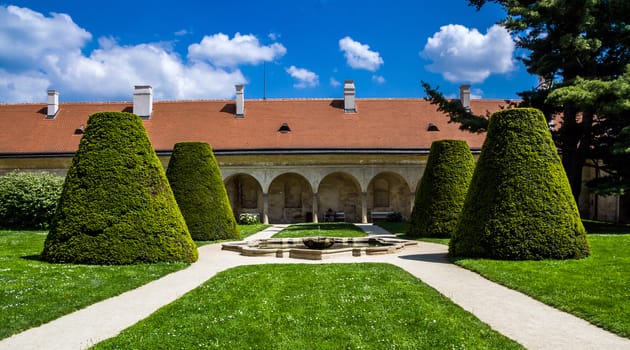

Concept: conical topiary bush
[[166, 142, 240, 241], [449, 108, 590, 260], [41, 112, 198, 264], [407, 140, 474, 238]]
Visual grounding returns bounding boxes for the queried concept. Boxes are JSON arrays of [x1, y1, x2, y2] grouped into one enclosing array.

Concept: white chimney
[[47, 90, 59, 117], [235, 84, 245, 117], [133, 85, 153, 118], [459, 84, 471, 110], [343, 80, 356, 113]]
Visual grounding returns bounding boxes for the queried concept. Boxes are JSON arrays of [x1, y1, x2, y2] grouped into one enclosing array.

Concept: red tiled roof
[[0, 98, 506, 155]]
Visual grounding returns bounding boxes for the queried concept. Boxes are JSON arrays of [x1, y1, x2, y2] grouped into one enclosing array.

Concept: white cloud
[[188, 32, 286, 67], [420, 24, 515, 83], [286, 66, 319, 88], [0, 5, 91, 72], [0, 5, 289, 102], [339, 36, 384, 72], [372, 75, 386, 84], [329, 77, 341, 87], [174, 29, 189, 36], [0, 69, 49, 103]]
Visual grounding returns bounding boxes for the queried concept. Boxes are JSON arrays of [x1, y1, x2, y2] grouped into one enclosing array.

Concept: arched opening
[[318, 172, 361, 223], [268, 173, 313, 223], [224, 174, 263, 222], [367, 172, 411, 221]]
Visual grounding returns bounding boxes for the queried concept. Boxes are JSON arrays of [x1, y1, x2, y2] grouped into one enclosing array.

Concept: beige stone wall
[[5, 152, 622, 223]]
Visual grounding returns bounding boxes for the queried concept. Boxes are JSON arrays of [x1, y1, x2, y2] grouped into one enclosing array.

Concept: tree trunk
[[560, 103, 586, 202]]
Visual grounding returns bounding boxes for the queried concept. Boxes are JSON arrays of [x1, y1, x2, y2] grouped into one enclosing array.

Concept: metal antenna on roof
[[263, 62, 267, 100]]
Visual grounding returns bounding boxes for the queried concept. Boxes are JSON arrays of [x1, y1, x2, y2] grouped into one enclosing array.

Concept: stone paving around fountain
[[1, 224, 629, 350]]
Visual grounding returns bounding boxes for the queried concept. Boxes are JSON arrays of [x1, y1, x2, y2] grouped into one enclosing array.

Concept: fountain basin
[[222, 236, 418, 260]]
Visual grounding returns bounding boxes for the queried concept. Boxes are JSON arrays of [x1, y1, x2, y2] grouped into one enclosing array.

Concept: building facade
[[0, 82, 621, 223]]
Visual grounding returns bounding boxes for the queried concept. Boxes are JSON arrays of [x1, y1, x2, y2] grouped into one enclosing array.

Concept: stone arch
[[224, 173, 263, 222], [268, 172, 314, 224], [318, 172, 362, 223], [367, 172, 412, 220]]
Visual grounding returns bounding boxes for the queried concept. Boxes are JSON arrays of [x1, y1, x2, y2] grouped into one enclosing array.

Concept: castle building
[[0, 82, 617, 223]]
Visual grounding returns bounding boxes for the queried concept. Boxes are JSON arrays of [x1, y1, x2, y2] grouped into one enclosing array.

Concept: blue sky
[[0, 0, 537, 103]]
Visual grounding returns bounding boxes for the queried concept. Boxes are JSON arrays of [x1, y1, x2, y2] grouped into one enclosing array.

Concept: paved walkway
[[1, 224, 629, 350]]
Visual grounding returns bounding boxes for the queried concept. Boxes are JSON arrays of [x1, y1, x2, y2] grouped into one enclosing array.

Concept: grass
[[383, 219, 630, 338], [377, 221, 450, 245], [195, 224, 270, 246], [272, 222, 367, 238], [93, 263, 523, 350], [454, 234, 630, 338], [238, 223, 270, 239], [0, 230, 188, 340]]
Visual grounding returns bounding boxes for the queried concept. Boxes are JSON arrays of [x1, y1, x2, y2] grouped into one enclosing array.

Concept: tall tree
[[547, 66, 630, 195], [425, 0, 630, 201]]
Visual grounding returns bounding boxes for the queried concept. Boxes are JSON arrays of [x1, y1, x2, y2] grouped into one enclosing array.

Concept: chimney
[[459, 84, 471, 110], [235, 84, 245, 117], [343, 80, 356, 113], [133, 85, 153, 118], [47, 90, 59, 118]]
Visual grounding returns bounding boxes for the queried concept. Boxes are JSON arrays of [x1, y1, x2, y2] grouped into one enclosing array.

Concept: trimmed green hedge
[[41, 112, 198, 264], [166, 142, 240, 241], [0, 171, 64, 229], [449, 108, 590, 260], [407, 140, 474, 238]]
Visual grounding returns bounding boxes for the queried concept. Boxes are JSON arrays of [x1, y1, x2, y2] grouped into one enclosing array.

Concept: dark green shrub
[[166, 142, 240, 241], [0, 171, 64, 229], [408, 140, 475, 238], [41, 112, 198, 264], [449, 108, 590, 260]]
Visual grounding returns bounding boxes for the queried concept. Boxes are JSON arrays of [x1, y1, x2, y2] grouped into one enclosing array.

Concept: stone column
[[262, 193, 269, 224], [312, 192, 319, 223], [361, 192, 368, 224]]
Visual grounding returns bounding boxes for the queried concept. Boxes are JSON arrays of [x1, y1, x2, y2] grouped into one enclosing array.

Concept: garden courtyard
[[1, 222, 628, 349]]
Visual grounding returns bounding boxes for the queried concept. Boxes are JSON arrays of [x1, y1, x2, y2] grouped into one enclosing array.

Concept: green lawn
[[93, 264, 523, 350], [0, 230, 188, 340], [195, 224, 270, 246], [239, 224, 270, 239], [272, 222, 367, 238], [455, 234, 630, 338], [377, 221, 450, 245], [382, 220, 630, 338]]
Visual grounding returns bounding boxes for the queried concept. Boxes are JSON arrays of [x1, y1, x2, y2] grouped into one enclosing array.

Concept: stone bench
[[370, 211, 394, 222]]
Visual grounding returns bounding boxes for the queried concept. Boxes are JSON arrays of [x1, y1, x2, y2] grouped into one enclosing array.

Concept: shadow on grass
[[21, 254, 44, 261], [398, 253, 451, 264], [583, 219, 630, 234]]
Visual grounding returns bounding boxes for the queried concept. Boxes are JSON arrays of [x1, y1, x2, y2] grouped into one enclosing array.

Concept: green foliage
[[0, 171, 63, 229], [547, 66, 630, 195], [166, 142, 240, 241], [450, 108, 590, 260], [408, 140, 475, 238], [465, 0, 630, 201], [238, 213, 260, 225], [41, 112, 198, 264], [421, 81, 489, 133]]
